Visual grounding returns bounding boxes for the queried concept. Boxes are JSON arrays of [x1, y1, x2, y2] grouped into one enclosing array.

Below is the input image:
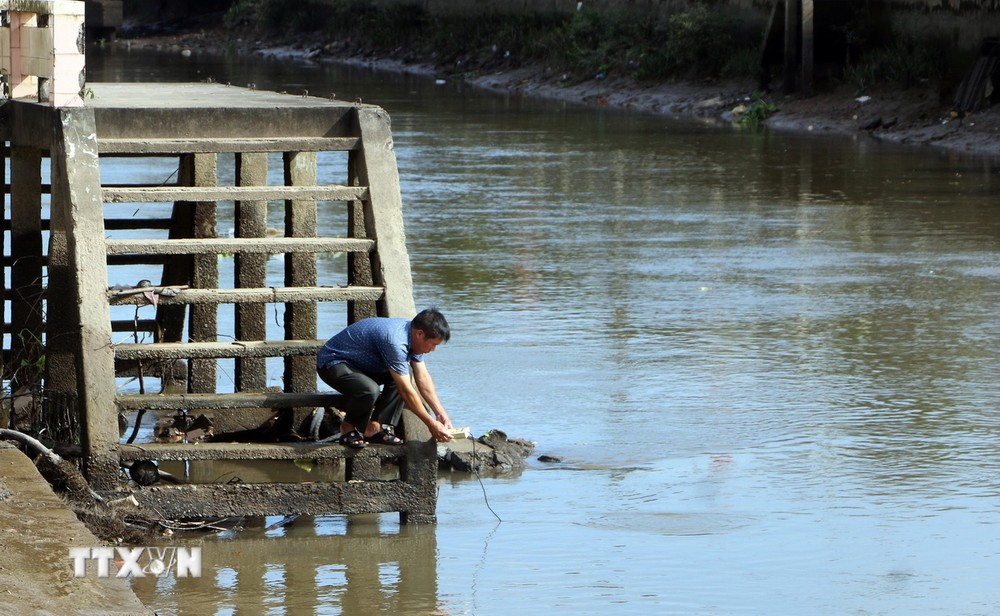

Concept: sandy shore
[[117, 30, 1000, 158]]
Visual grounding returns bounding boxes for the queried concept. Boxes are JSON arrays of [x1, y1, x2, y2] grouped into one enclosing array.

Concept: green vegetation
[[840, 7, 957, 94], [736, 91, 778, 129], [226, 0, 336, 33], [221, 1, 962, 98], [223, 0, 763, 83], [843, 38, 949, 93]]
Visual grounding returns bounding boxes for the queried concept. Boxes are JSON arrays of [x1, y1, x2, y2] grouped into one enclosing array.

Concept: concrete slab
[[86, 82, 357, 110], [77, 82, 365, 141], [0, 443, 151, 615]]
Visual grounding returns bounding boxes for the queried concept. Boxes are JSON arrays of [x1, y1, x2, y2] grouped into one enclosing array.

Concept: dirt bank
[[471, 67, 1000, 157], [115, 29, 1000, 158], [0, 444, 151, 615]]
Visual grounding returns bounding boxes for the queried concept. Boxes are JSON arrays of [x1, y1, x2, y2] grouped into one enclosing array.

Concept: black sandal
[[366, 426, 404, 445], [338, 429, 367, 449]]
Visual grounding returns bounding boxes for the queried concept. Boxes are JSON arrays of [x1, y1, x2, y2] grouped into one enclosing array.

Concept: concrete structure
[[2, 1, 439, 525], [0, 0, 86, 107]]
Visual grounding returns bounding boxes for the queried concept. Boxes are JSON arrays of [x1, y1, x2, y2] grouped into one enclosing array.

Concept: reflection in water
[[590, 511, 754, 537], [129, 516, 442, 615]]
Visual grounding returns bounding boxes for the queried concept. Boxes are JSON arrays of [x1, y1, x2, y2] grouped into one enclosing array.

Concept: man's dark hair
[[412, 308, 450, 342]]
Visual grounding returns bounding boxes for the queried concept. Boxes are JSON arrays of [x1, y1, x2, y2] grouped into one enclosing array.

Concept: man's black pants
[[317, 362, 403, 430]]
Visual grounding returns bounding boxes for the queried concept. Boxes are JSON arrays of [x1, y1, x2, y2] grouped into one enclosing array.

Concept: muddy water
[[85, 47, 1000, 615]]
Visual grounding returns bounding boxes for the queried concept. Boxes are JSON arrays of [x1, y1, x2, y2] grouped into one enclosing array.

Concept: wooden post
[[9, 146, 44, 393], [783, 0, 800, 94], [50, 107, 118, 489], [801, 0, 814, 97], [234, 152, 268, 391], [282, 151, 318, 393]]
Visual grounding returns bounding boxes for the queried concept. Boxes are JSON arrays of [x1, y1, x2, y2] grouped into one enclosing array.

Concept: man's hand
[[429, 420, 453, 443], [436, 411, 453, 429]]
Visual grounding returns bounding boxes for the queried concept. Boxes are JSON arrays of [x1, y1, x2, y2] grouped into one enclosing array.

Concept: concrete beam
[[120, 479, 428, 518], [87, 83, 359, 140], [353, 106, 416, 319], [283, 150, 320, 394], [50, 106, 119, 489]]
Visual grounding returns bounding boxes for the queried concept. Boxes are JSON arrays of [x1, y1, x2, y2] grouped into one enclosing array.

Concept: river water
[[85, 47, 1000, 615]]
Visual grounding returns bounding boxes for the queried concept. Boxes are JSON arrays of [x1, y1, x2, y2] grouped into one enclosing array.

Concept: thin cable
[[125, 305, 145, 444], [470, 521, 500, 614], [470, 432, 502, 522]]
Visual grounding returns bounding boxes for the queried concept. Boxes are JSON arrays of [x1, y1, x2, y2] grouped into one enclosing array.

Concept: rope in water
[[470, 432, 502, 522]]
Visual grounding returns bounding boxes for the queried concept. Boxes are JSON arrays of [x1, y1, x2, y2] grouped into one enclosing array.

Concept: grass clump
[[552, 9, 649, 78], [225, 0, 336, 33], [736, 91, 778, 129], [843, 33, 950, 93], [553, 6, 760, 82], [639, 6, 738, 80]]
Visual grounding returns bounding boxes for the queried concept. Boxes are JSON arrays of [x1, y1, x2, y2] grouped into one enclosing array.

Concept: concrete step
[[110, 318, 157, 333], [112, 339, 324, 361], [104, 236, 374, 256], [118, 441, 400, 462], [104, 217, 174, 230], [106, 478, 419, 519], [106, 254, 171, 266], [108, 284, 384, 306], [115, 391, 345, 411], [97, 136, 361, 155], [102, 184, 367, 204]]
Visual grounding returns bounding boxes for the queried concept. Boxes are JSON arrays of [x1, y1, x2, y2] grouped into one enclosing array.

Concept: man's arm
[[390, 366, 452, 442], [411, 360, 452, 429]]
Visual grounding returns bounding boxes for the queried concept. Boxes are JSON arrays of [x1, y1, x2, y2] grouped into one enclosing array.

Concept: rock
[[439, 428, 534, 475], [859, 116, 882, 131], [128, 460, 160, 486]]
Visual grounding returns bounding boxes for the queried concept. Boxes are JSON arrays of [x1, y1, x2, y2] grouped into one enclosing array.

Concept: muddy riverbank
[[113, 27, 1000, 158], [0, 444, 151, 615]]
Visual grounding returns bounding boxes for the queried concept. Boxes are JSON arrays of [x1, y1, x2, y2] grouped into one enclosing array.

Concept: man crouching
[[317, 308, 454, 448]]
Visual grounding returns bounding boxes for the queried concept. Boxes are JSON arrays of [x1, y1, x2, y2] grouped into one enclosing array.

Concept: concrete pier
[[2, 81, 439, 523], [2, 0, 439, 527]]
